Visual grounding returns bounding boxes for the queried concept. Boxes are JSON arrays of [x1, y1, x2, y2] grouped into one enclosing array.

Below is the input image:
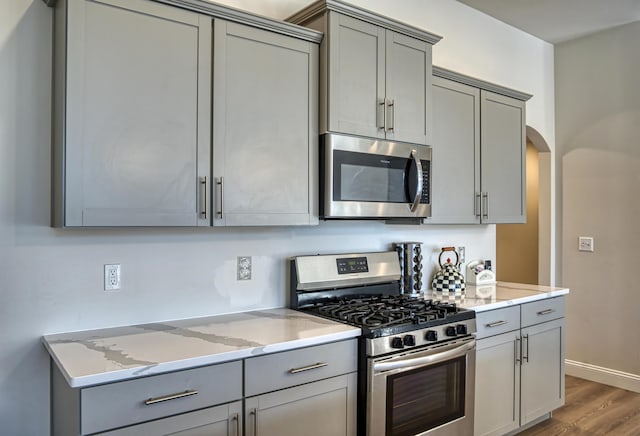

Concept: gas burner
[[310, 294, 463, 330]]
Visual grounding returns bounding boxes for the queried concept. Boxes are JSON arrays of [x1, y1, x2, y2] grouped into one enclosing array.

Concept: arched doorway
[[496, 126, 552, 285]]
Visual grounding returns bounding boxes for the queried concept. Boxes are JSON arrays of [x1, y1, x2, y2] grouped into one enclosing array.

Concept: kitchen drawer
[[245, 339, 357, 396], [81, 361, 242, 435], [521, 296, 565, 327], [476, 306, 520, 339], [96, 401, 243, 436]]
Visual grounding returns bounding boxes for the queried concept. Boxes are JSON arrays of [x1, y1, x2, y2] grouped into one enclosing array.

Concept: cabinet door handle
[[378, 100, 386, 130], [230, 413, 239, 436], [537, 309, 555, 316], [288, 362, 328, 374], [216, 177, 224, 219], [482, 192, 489, 219], [387, 99, 395, 132], [199, 176, 207, 219], [250, 408, 258, 436], [475, 193, 481, 218], [143, 390, 198, 405], [486, 320, 507, 328], [515, 336, 521, 364], [522, 334, 529, 363]]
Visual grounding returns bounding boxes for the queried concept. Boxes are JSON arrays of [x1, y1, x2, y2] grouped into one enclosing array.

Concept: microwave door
[[407, 150, 423, 212]]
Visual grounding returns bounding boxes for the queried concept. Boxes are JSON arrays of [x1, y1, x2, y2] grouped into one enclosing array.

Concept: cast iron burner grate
[[310, 295, 460, 329]]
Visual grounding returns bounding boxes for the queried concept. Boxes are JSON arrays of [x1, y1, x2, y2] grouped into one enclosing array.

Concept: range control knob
[[390, 337, 404, 349], [425, 330, 438, 342], [403, 335, 416, 346], [445, 326, 457, 337], [456, 324, 468, 335]]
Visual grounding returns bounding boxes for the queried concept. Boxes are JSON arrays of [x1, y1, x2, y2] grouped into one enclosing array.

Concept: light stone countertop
[[425, 281, 569, 312], [42, 308, 361, 388]]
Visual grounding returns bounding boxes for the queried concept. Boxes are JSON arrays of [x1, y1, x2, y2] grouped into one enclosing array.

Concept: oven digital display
[[336, 257, 369, 274]]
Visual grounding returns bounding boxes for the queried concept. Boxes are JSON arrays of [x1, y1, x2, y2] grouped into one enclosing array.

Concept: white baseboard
[[565, 359, 640, 393]]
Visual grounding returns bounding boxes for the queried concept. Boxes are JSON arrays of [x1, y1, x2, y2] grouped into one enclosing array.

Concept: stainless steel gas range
[[290, 251, 476, 436]]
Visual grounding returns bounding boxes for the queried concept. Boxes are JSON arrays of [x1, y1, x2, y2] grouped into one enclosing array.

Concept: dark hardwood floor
[[518, 375, 640, 435]]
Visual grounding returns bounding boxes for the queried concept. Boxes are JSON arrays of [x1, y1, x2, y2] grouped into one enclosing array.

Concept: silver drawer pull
[[537, 309, 555, 316], [486, 320, 507, 328], [144, 390, 198, 405], [288, 362, 328, 374]]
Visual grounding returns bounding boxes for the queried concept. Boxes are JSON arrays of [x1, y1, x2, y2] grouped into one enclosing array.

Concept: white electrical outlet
[[237, 256, 252, 280], [457, 246, 466, 265], [578, 236, 594, 252], [104, 264, 121, 290]]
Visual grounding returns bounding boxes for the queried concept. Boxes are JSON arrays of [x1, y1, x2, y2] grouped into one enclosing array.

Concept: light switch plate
[[578, 236, 594, 252]]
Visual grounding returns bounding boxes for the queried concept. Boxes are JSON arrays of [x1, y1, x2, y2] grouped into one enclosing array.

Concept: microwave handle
[[409, 150, 423, 212]]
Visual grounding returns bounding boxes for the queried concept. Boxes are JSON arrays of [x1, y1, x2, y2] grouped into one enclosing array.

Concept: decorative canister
[[432, 246, 466, 293], [394, 242, 423, 295]]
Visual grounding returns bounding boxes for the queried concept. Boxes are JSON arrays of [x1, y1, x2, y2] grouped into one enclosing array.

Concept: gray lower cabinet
[[51, 340, 356, 435], [50, 0, 321, 227], [245, 374, 357, 436], [474, 297, 565, 436], [520, 304, 565, 426], [288, 1, 440, 145], [212, 19, 319, 226], [430, 72, 529, 224], [244, 339, 358, 436]]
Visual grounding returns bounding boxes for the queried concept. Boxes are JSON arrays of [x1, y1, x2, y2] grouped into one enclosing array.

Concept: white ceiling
[[456, 0, 640, 43]]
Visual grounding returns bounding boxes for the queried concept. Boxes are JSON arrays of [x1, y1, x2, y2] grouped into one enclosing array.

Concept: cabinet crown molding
[[433, 65, 533, 101], [43, 0, 323, 43], [287, 0, 442, 45]]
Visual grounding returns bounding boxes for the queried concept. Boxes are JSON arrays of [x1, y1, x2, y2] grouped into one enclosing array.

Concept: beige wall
[[556, 21, 640, 385], [496, 141, 539, 284]]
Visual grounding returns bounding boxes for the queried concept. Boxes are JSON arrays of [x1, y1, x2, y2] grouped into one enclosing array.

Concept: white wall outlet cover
[[237, 256, 252, 280], [104, 264, 121, 290]]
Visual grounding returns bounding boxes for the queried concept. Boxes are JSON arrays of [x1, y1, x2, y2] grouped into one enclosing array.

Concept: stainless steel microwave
[[320, 133, 432, 219]]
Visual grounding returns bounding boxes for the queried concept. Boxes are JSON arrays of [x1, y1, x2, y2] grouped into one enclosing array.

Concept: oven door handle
[[373, 340, 475, 373]]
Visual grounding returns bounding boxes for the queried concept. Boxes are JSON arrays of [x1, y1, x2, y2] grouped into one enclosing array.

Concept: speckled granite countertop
[[42, 308, 361, 388], [426, 281, 569, 313]]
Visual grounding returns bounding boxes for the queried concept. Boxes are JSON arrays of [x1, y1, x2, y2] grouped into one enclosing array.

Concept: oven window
[[333, 151, 408, 203], [386, 356, 466, 436]]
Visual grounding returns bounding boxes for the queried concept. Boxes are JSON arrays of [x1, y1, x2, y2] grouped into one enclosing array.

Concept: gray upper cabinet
[[50, 0, 321, 227], [480, 90, 527, 224], [430, 77, 480, 224], [212, 20, 319, 226], [429, 69, 531, 224], [52, 0, 212, 227], [288, 0, 441, 145]]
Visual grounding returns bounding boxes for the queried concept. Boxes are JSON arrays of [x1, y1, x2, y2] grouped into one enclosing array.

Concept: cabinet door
[[475, 331, 521, 436], [245, 373, 357, 436], [327, 13, 385, 139], [385, 31, 432, 145], [64, 0, 211, 226], [213, 20, 318, 226], [97, 401, 242, 436], [520, 318, 565, 425], [429, 77, 480, 224], [480, 90, 526, 223]]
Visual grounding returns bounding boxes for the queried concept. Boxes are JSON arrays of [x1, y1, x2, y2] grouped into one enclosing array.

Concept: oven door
[[321, 133, 431, 219], [367, 337, 475, 436]]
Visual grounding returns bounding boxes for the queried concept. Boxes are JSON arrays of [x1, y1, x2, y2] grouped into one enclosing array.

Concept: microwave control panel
[[420, 160, 430, 204]]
